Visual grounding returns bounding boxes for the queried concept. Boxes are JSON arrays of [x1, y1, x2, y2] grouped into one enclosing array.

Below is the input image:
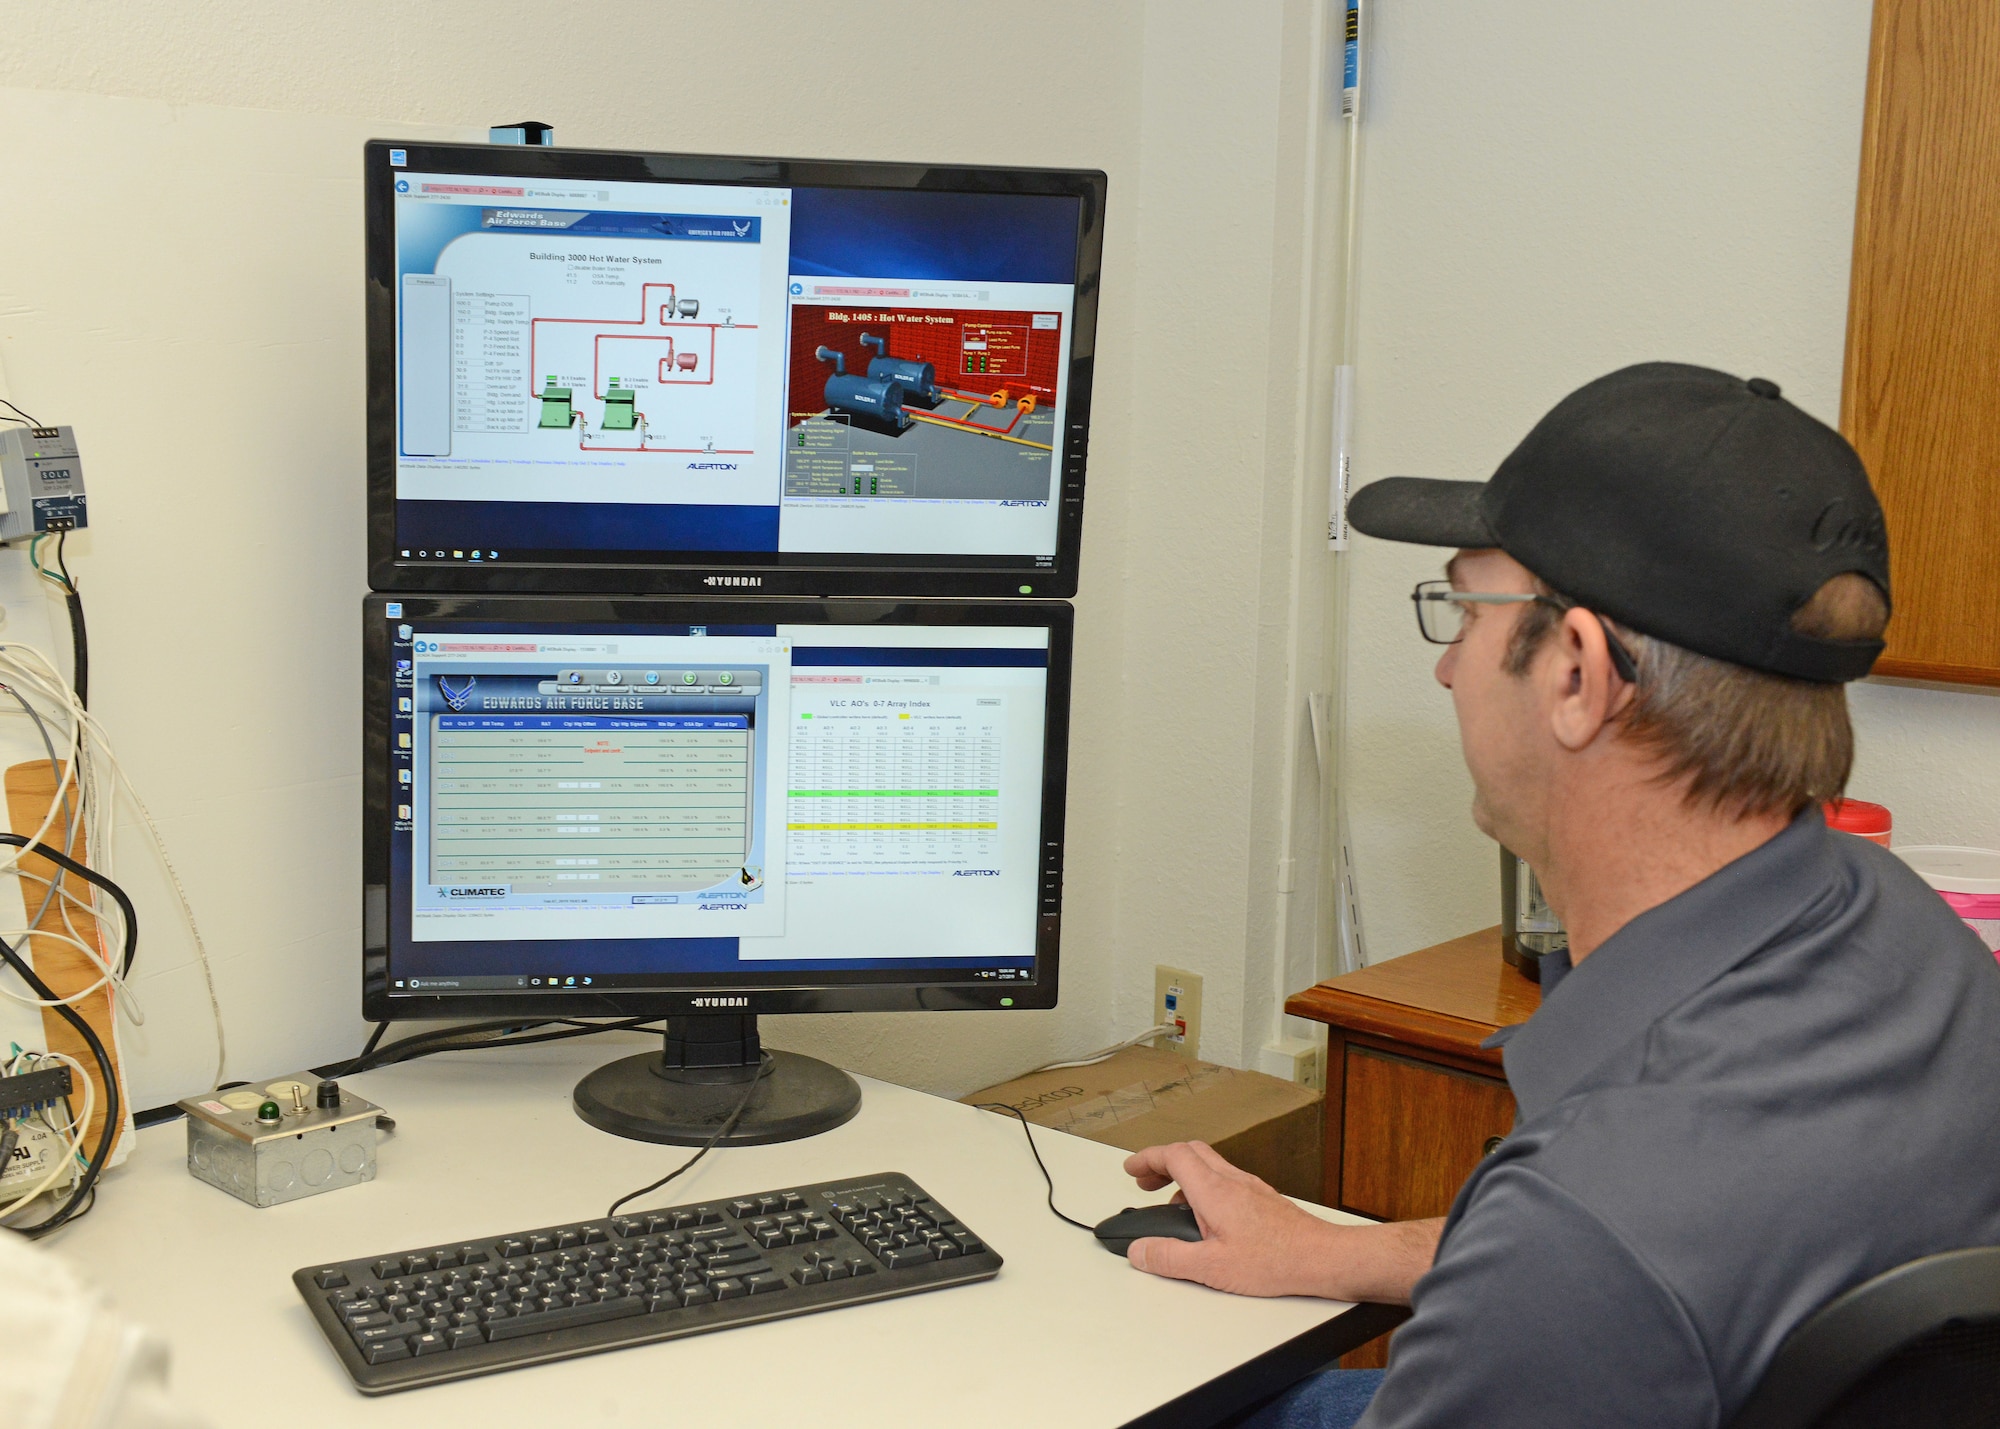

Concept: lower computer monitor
[[363, 595, 1070, 1145]]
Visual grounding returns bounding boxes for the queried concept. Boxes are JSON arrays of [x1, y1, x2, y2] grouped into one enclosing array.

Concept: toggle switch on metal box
[[179, 1073, 383, 1208]]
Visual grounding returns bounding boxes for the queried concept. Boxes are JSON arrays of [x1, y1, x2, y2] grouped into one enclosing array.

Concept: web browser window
[[385, 616, 1049, 993], [388, 167, 1084, 572]]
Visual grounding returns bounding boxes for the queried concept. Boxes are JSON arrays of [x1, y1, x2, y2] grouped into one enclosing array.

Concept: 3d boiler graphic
[[815, 344, 912, 431]]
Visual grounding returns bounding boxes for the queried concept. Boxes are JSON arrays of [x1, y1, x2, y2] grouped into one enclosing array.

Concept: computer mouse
[[1094, 1202, 1203, 1256]]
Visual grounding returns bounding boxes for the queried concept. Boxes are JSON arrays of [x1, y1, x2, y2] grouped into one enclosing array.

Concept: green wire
[[28, 534, 69, 591]]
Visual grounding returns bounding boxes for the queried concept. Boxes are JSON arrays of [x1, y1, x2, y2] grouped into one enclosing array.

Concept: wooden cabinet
[[1284, 927, 1537, 1367], [1285, 926, 1535, 1218], [1338, 1046, 1518, 1223], [1843, 1, 2000, 685]]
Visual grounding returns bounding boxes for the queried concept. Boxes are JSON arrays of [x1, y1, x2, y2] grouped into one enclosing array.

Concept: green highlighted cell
[[788, 789, 998, 798]]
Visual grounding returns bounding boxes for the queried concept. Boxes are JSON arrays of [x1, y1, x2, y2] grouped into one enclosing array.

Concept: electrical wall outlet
[[1154, 965, 1204, 1060]]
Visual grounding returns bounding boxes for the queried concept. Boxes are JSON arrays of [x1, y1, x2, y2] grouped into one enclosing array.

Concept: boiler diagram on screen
[[402, 233, 766, 465], [785, 308, 1064, 503], [529, 280, 757, 455]]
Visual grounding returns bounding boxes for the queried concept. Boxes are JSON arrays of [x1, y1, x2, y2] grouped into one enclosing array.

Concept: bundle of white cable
[[0, 1050, 93, 1220], [0, 640, 227, 1090], [1024, 1023, 1180, 1074]]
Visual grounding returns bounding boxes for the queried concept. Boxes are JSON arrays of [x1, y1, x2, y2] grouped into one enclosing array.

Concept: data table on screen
[[430, 716, 754, 893], [785, 702, 1002, 869]]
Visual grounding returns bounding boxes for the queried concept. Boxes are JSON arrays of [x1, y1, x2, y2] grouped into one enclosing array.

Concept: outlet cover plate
[[1154, 965, 1204, 1060]]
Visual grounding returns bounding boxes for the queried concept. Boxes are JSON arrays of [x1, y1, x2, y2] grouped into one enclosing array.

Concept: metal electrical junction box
[[0, 425, 87, 543], [180, 1074, 382, 1208]]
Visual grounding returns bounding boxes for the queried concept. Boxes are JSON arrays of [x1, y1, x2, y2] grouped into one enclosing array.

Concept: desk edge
[[1118, 1301, 1412, 1428]]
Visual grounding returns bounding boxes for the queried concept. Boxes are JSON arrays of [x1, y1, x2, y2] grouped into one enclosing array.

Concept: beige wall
[[1341, 0, 2000, 963], [0, 2, 1336, 1105], [0, 1, 1987, 1115]]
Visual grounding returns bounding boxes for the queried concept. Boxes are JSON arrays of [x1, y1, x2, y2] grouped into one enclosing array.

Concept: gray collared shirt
[[1358, 810, 2000, 1428]]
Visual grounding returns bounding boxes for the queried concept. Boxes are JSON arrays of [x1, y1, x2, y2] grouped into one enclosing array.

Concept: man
[[1121, 364, 2000, 1427]]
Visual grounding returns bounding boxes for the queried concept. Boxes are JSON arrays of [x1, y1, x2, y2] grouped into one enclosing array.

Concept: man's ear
[[1546, 607, 1630, 751]]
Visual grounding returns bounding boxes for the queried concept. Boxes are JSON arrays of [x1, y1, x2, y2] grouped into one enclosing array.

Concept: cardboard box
[[964, 1044, 1323, 1202]]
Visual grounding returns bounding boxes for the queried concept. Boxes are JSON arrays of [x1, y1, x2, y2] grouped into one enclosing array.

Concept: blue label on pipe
[[1344, 1, 1359, 89]]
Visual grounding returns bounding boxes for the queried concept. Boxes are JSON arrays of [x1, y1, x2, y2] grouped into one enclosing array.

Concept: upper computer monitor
[[362, 595, 1070, 1023], [365, 141, 1106, 598]]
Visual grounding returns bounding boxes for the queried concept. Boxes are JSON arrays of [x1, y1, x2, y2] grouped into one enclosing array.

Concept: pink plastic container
[[1895, 845, 2000, 959]]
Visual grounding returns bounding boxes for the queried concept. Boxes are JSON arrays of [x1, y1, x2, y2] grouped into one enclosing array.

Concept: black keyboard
[[294, 1172, 1001, 1393]]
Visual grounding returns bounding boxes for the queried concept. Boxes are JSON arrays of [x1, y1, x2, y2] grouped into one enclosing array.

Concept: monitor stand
[[572, 1014, 862, 1147]]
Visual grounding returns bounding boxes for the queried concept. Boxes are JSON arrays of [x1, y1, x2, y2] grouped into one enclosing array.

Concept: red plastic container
[[1823, 798, 1892, 846]]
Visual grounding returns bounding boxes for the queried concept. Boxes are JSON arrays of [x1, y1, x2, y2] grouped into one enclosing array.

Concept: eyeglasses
[[1411, 580, 1640, 683]]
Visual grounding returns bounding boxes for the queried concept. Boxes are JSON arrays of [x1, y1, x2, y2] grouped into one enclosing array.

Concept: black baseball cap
[[1346, 362, 1890, 683]]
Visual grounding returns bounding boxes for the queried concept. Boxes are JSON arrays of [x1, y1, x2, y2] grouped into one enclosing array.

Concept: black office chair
[[1729, 1247, 2000, 1429]]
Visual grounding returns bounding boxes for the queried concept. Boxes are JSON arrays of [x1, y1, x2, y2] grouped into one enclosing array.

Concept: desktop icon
[[399, 697, 413, 713], [398, 804, 412, 819], [386, 603, 403, 618], [398, 625, 412, 640], [398, 734, 411, 748]]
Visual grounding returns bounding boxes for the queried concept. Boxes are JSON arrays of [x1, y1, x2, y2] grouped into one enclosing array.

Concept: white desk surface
[[57, 1036, 1378, 1428]]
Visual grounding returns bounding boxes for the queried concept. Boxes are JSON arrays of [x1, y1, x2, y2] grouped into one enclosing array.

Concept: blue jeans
[[1238, 1368, 1385, 1429]]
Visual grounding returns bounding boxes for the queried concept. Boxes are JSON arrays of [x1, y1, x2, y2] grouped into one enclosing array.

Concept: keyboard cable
[[606, 1052, 774, 1221]]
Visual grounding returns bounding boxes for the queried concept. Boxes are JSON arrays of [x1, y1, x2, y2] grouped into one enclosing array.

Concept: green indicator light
[[1000, 997, 1014, 1007], [1019, 585, 1032, 594]]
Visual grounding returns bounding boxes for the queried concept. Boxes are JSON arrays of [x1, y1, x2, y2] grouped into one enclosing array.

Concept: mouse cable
[[606, 1051, 773, 1221], [972, 1103, 1095, 1232]]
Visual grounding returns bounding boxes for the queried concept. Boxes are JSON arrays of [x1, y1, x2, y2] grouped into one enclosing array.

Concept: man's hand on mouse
[[1120, 1141, 1443, 1304]]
